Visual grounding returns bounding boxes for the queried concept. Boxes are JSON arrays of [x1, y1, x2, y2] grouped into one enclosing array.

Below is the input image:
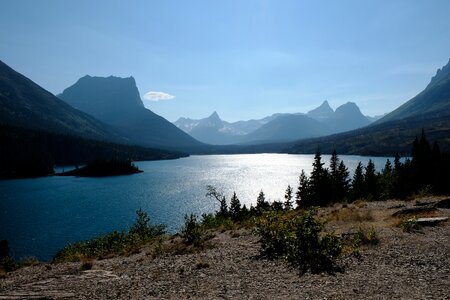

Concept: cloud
[[143, 91, 175, 101]]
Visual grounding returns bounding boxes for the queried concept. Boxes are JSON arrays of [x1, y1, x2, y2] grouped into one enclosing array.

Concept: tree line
[[0, 124, 186, 179], [296, 130, 450, 207], [206, 130, 450, 217]]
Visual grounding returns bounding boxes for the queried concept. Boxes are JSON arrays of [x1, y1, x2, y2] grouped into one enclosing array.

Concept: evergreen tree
[[284, 185, 294, 210], [296, 170, 311, 208], [337, 160, 350, 200], [256, 190, 269, 211], [229, 192, 241, 220], [329, 151, 349, 202], [379, 159, 393, 200], [364, 160, 378, 200], [219, 196, 228, 217], [309, 151, 331, 206], [393, 153, 402, 174], [241, 204, 249, 219], [351, 162, 365, 200], [411, 130, 433, 190], [271, 200, 284, 211]]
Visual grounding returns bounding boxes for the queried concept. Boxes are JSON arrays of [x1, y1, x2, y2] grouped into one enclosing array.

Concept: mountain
[[306, 100, 334, 121], [173, 112, 237, 145], [328, 102, 371, 133], [239, 114, 331, 144], [366, 114, 385, 122], [0, 60, 124, 142], [288, 59, 450, 155], [174, 101, 371, 145], [377, 58, 450, 123], [0, 61, 186, 178], [58, 75, 203, 150], [174, 111, 284, 145]]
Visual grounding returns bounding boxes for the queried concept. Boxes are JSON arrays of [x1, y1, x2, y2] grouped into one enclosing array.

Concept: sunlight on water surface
[[0, 154, 390, 260]]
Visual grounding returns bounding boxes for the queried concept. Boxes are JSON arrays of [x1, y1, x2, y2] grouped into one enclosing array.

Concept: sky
[[1, 0, 450, 122]]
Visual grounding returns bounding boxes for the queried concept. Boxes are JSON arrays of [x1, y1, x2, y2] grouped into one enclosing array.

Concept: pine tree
[[219, 196, 228, 217], [229, 192, 241, 220], [329, 150, 348, 203], [379, 159, 393, 200], [330, 150, 339, 180], [296, 170, 311, 208], [351, 162, 365, 200], [256, 190, 268, 211], [365, 159, 378, 200], [284, 185, 294, 210], [309, 151, 330, 206], [337, 160, 350, 201]]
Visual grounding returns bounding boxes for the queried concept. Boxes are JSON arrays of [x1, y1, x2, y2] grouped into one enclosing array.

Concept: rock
[[434, 198, 450, 209], [414, 217, 449, 226], [392, 206, 436, 217]]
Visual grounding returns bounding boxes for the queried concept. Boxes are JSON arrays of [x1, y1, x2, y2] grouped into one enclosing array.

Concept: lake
[[0, 154, 391, 261]]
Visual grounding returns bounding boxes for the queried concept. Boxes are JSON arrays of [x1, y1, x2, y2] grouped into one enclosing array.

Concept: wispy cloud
[[143, 91, 175, 101]]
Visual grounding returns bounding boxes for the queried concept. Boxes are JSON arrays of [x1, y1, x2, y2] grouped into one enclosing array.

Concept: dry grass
[[328, 206, 374, 223]]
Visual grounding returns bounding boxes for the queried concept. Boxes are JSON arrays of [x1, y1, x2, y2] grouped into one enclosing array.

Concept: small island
[[59, 159, 142, 177]]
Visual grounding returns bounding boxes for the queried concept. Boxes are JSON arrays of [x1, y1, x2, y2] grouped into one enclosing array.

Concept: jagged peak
[[307, 100, 334, 114], [208, 111, 221, 120], [427, 58, 450, 88]]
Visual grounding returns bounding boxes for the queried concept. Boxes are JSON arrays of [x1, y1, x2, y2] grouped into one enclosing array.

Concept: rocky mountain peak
[[307, 100, 334, 121], [428, 58, 450, 88]]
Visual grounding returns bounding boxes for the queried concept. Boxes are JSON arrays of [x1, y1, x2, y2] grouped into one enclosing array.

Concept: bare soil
[[1, 197, 449, 299]]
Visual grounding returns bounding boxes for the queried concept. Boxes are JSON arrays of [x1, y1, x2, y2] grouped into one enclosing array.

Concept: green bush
[[255, 209, 342, 274], [129, 208, 166, 238], [54, 209, 166, 262], [353, 226, 379, 247], [181, 214, 213, 247], [398, 218, 421, 233]]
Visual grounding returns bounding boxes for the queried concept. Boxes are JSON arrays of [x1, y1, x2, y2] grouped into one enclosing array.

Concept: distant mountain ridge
[[173, 111, 282, 145], [377, 58, 450, 123], [59, 75, 204, 150], [174, 101, 372, 145], [289, 58, 450, 155]]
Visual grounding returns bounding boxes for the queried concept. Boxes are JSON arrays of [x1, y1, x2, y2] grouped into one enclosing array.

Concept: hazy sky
[[1, 0, 450, 122]]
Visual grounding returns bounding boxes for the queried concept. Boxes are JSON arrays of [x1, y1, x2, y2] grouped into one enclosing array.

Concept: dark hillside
[[0, 125, 186, 179]]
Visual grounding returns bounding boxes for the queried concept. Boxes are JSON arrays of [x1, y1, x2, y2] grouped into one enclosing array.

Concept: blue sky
[[1, 0, 450, 122]]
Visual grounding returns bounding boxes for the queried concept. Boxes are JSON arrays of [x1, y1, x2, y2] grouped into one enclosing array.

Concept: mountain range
[[174, 101, 372, 145], [288, 58, 450, 155], [2, 55, 450, 178]]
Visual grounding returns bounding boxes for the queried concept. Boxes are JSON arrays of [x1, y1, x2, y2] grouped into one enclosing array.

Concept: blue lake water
[[0, 154, 391, 261]]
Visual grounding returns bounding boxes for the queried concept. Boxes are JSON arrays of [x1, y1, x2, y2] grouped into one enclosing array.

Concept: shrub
[[0, 240, 20, 273], [353, 226, 379, 247], [255, 209, 342, 274], [398, 218, 421, 233], [181, 214, 213, 247], [54, 209, 166, 262], [201, 213, 236, 231], [129, 208, 166, 239]]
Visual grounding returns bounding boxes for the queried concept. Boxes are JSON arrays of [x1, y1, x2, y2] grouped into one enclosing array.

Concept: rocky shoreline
[[1, 198, 449, 299]]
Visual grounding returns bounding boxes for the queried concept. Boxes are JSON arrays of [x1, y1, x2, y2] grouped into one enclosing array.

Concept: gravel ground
[[1, 199, 449, 299]]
